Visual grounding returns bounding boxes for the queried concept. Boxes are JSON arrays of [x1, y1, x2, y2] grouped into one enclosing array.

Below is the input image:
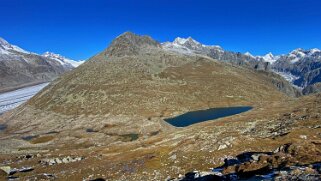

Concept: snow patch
[[309, 48, 321, 55], [0, 47, 10, 55], [162, 42, 195, 55], [173, 37, 189, 45], [0, 37, 32, 54], [43, 52, 84, 67], [258, 53, 278, 64], [244, 52, 255, 58], [163, 37, 223, 55], [11, 45, 31, 54], [273, 71, 300, 83]]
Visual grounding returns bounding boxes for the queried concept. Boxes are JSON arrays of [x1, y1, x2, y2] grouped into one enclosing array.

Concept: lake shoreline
[[165, 106, 253, 127]]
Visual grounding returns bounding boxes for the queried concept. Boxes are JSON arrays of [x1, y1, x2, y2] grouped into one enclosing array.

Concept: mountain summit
[[173, 37, 204, 50], [103, 31, 161, 57]]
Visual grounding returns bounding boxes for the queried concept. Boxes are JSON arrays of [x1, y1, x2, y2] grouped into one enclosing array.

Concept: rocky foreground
[[0, 93, 320, 180], [175, 142, 321, 181], [1, 142, 320, 180]]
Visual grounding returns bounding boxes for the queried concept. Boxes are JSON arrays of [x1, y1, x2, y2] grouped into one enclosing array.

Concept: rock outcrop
[[175, 142, 321, 181], [303, 82, 321, 95]]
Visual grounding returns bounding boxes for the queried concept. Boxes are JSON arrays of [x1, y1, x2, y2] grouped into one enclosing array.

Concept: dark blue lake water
[[165, 106, 252, 127], [0, 124, 7, 132]]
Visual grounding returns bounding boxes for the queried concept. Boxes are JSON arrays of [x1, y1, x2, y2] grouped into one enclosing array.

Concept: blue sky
[[1, 0, 321, 60]]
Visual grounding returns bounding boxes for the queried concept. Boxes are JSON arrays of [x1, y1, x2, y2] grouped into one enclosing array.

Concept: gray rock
[[54, 158, 62, 164], [169, 154, 177, 160], [303, 82, 321, 95], [251, 154, 260, 161], [218, 144, 228, 150], [40, 156, 83, 166], [48, 159, 56, 165]]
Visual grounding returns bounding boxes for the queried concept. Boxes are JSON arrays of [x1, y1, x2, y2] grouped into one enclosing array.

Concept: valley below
[[0, 32, 320, 181], [0, 95, 320, 180]]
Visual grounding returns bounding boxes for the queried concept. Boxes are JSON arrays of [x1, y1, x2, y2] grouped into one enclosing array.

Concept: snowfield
[[0, 83, 49, 114]]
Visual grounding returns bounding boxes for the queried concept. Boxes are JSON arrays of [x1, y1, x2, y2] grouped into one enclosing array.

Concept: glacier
[[0, 83, 49, 114]]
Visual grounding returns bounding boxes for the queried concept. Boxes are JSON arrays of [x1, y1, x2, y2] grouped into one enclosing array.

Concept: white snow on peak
[[244, 52, 255, 58], [264, 52, 274, 58], [260, 52, 277, 64], [0, 47, 10, 55], [285, 48, 321, 63], [288, 48, 310, 63], [290, 48, 306, 57], [309, 48, 321, 55], [162, 41, 195, 55], [163, 36, 224, 55], [0, 37, 31, 54], [173, 37, 189, 45], [173, 37, 202, 47], [0, 37, 84, 67], [273, 71, 302, 89], [11, 45, 30, 54], [43, 52, 84, 67], [0, 37, 11, 47]]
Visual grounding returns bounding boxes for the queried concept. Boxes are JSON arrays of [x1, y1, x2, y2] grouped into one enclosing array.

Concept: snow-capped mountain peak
[[0, 37, 11, 48], [290, 48, 306, 57], [162, 37, 203, 55], [286, 48, 321, 62], [173, 37, 202, 47], [264, 52, 274, 58], [43, 51, 64, 60], [287, 48, 311, 63], [0, 37, 31, 54], [309, 48, 321, 55], [163, 36, 224, 53], [173, 37, 188, 45], [43, 52, 84, 67], [259, 52, 278, 64], [244, 52, 255, 58]]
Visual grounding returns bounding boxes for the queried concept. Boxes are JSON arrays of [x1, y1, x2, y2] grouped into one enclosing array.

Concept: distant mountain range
[[0, 37, 84, 92], [163, 37, 270, 71], [163, 37, 321, 94], [42, 51, 84, 68]]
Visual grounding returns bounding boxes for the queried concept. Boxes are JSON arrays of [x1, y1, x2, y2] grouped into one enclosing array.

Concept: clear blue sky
[[1, 0, 321, 60]]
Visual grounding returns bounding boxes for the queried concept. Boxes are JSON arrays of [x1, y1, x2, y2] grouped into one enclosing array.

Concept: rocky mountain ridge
[[162, 37, 300, 97], [163, 37, 321, 94], [272, 48, 321, 89], [42, 52, 84, 68], [163, 37, 270, 71], [0, 37, 84, 92]]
